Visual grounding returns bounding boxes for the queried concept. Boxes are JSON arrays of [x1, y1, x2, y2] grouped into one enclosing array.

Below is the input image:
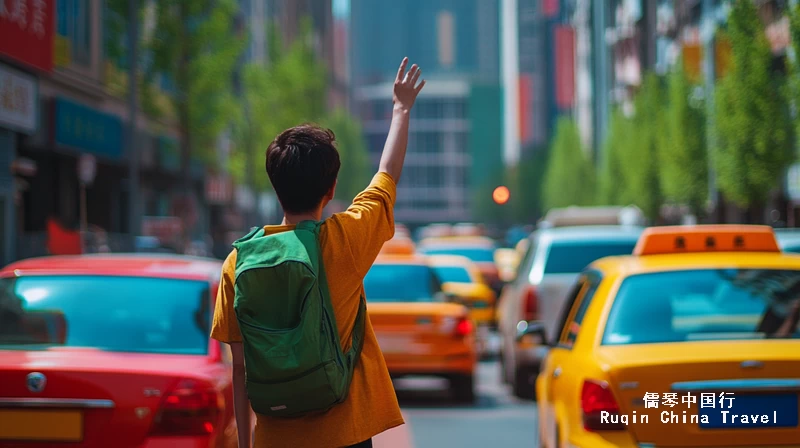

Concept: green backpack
[[231, 220, 366, 418]]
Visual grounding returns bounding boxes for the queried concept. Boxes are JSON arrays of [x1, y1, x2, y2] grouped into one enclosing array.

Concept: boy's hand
[[393, 57, 425, 113]]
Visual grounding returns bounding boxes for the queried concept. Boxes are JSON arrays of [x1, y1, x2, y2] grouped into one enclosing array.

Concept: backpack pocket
[[246, 359, 341, 417]]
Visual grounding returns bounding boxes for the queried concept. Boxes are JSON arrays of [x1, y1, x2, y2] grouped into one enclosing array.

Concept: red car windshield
[[0, 275, 211, 355]]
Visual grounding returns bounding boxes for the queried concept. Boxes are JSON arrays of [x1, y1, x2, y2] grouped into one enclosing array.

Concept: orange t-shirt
[[210, 172, 404, 448]]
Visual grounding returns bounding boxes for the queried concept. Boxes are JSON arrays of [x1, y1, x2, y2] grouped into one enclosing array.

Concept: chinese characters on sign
[[643, 392, 736, 409], [0, 0, 55, 72], [0, 63, 37, 134]]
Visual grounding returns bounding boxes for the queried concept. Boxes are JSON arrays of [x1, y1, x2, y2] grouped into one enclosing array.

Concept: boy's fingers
[[396, 57, 409, 82], [404, 64, 419, 83], [411, 69, 422, 85], [415, 79, 426, 93]]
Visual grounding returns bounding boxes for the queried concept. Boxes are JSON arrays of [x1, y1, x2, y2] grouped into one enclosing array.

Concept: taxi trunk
[[596, 341, 800, 447], [0, 348, 228, 448], [368, 303, 476, 375]]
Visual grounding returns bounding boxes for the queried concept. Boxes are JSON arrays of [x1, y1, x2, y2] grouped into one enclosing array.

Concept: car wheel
[[450, 374, 476, 404], [512, 366, 536, 400]]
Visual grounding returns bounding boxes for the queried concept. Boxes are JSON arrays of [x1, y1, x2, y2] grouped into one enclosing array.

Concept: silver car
[[497, 225, 643, 399]]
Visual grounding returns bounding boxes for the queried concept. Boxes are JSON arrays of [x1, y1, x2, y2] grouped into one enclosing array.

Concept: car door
[[499, 234, 538, 381], [539, 271, 602, 448]]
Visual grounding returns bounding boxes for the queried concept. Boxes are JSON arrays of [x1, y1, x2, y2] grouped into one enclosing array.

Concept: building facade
[[350, 0, 502, 224]]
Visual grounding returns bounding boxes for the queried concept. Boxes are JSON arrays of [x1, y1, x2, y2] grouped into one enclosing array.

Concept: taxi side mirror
[[516, 320, 547, 347]]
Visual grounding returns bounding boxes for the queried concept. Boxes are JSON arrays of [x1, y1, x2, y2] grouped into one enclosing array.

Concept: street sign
[[78, 154, 96, 185]]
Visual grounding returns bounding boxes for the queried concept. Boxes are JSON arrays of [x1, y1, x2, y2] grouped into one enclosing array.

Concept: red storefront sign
[[0, 0, 55, 72]]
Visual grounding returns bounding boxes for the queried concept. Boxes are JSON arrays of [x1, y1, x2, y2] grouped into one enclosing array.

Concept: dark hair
[[265, 124, 341, 214]]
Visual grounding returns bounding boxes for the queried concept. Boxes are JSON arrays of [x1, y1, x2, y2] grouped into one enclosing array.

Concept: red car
[[0, 254, 244, 448]]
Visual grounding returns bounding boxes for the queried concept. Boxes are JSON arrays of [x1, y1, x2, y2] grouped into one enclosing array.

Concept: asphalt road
[[375, 359, 540, 448]]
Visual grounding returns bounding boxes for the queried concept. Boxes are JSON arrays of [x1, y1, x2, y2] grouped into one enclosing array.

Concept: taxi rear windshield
[[421, 247, 495, 263], [364, 264, 440, 302], [544, 240, 637, 274], [602, 269, 800, 345], [0, 275, 210, 355]]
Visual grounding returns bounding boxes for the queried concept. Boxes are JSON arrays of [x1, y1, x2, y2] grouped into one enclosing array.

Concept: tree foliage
[[660, 59, 708, 216], [230, 21, 329, 191], [543, 117, 596, 211], [597, 109, 631, 206], [509, 146, 549, 224], [148, 0, 245, 183], [714, 0, 793, 209], [322, 109, 372, 202], [622, 73, 664, 221]]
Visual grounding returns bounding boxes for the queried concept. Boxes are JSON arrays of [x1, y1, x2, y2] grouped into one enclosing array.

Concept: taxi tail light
[[523, 286, 538, 322], [455, 316, 473, 337], [581, 380, 626, 431], [150, 378, 223, 437]]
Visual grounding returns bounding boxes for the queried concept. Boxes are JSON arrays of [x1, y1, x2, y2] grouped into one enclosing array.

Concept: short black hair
[[265, 124, 341, 214]]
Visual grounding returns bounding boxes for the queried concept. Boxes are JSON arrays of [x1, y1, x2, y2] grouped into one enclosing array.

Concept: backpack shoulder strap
[[295, 220, 367, 368]]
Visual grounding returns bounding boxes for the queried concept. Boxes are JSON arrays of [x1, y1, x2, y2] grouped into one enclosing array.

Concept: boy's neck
[[282, 211, 323, 225]]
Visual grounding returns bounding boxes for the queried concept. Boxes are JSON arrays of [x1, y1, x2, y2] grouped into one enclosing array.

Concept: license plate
[[699, 394, 798, 429], [0, 410, 83, 441]]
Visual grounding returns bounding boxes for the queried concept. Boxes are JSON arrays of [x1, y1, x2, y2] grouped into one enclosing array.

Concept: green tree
[[148, 0, 245, 187], [543, 117, 596, 211], [622, 73, 664, 221], [597, 109, 631, 205], [231, 21, 329, 191], [323, 109, 372, 202], [660, 59, 708, 217], [715, 0, 793, 214], [509, 146, 549, 224]]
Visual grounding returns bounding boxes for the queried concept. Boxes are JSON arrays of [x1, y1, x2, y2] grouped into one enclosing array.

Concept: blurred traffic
[[4, 212, 800, 447]]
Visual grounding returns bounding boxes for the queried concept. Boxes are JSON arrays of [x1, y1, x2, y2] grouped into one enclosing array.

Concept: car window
[[544, 240, 637, 274], [421, 246, 496, 263], [0, 275, 211, 355], [602, 269, 800, 345], [364, 264, 441, 302], [432, 265, 474, 283], [558, 274, 601, 349], [552, 275, 590, 346], [513, 237, 537, 285]]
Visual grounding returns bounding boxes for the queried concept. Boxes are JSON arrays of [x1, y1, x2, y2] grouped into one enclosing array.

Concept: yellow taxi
[[494, 247, 520, 283], [426, 254, 497, 324], [418, 236, 504, 298], [365, 254, 478, 403], [531, 225, 800, 448]]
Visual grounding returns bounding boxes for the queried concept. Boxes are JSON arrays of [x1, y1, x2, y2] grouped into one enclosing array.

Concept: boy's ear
[[327, 180, 337, 201]]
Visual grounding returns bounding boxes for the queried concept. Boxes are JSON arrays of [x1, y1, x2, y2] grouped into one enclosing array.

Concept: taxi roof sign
[[380, 236, 416, 255], [633, 225, 780, 256]]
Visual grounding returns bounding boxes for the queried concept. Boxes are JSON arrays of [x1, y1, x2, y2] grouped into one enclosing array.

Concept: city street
[[376, 358, 539, 448]]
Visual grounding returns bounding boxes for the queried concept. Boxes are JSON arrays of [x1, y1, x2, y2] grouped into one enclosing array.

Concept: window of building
[[56, 0, 92, 67], [437, 11, 455, 68]]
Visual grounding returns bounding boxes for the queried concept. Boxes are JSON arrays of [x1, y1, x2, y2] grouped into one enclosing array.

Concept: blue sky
[[333, 0, 349, 19]]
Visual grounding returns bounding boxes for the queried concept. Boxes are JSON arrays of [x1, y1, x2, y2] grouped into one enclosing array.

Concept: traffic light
[[492, 186, 510, 205]]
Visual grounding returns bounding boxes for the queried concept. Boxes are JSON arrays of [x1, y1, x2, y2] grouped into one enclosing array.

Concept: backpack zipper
[[322, 303, 345, 370]]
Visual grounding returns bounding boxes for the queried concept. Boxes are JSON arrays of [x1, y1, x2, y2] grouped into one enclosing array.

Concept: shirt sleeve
[[210, 249, 242, 343], [329, 172, 397, 277]]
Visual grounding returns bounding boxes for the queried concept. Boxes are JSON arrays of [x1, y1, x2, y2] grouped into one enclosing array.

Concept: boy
[[211, 57, 425, 447]]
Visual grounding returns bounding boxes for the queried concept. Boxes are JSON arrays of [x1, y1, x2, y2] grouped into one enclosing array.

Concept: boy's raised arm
[[378, 57, 426, 183]]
